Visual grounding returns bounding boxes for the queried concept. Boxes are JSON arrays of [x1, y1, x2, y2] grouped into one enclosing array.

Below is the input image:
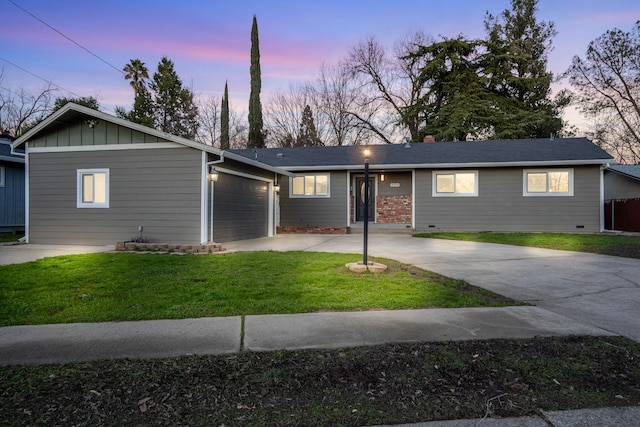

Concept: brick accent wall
[[376, 194, 412, 224], [277, 226, 349, 234]]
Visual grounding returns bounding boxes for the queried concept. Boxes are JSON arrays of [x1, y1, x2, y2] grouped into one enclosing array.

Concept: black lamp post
[[363, 149, 370, 266]]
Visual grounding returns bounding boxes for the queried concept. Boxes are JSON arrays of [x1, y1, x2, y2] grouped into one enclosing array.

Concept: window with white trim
[[77, 169, 109, 208], [523, 169, 573, 196], [432, 171, 478, 197], [290, 174, 330, 197], [0, 166, 5, 188]]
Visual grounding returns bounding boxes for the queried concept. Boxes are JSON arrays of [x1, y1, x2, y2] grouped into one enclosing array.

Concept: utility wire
[[0, 56, 83, 98], [7, 0, 125, 76]]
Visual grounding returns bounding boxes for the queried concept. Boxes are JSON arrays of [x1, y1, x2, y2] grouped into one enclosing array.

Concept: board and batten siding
[[28, 147, 202, 245], [414, 166, 602, 232], [279, 171, 348, 227]]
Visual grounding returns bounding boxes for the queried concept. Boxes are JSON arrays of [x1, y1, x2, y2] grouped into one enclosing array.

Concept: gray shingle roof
[[229, 138, 613, 170], [606, 165, 640, 181]]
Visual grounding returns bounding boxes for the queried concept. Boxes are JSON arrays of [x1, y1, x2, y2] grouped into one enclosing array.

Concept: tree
[[0, 69, 57, 138], [345, 32, 434, 142], [220, 81, 230, 149], [196, 94, 220, 146], [408, 37, 491, 141], [53, 96, 100, 112], [265, 83, 313, 147], [150, 57, 197, 138], [296, 105, 322, 147], [565, 21, 640, 164], [483, 0, 564, 139], [248, 15, 265, 147], [123, 59, 149, 98]]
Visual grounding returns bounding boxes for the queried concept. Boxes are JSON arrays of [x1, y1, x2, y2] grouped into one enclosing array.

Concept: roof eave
[[0, 155, 25, 164], [222, 151, 295, 177], [276, 158, 613, 171]]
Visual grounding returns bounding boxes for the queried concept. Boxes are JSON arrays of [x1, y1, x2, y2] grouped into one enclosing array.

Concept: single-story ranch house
[[13, 103, 614, 245]]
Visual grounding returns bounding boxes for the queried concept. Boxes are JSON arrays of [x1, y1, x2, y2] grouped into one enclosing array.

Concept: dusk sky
[[2, 0, 639, 134]]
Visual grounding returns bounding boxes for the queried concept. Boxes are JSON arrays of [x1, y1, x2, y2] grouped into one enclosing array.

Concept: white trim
[[523, 168, 574, 197], [24, 151, 29, 242], [346, 172, 352, 226], [432, 170, 479, 197], [77, 169, 110, 208], [268, 182, 274, 237], [411, 169, 416, 229], [600, 166, 605, 232], [277, 159, 612, 171], [200, 151, 208, 244], [289, 173, 331, 198], [26, 142, 184, 153], [0, 155, 25, 163], [213, 166, 273, 183], [0, 166, 4, 187]]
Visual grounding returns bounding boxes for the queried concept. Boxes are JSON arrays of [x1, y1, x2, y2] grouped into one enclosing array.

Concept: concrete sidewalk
[[0, 306, 613, 365]]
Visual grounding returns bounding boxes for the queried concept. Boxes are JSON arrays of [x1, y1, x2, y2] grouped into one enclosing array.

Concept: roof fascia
[[222, 151, 294, 177], [13, 103, 223, 156], [604, 166, 640, 182], [0, 155, 25, 164], [277, 158, 613, 171]]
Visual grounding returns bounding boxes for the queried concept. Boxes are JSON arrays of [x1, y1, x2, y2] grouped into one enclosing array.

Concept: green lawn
[[0, 233, 23, 243], [415, 232, 640, 258], [0, 251, 515, 326]]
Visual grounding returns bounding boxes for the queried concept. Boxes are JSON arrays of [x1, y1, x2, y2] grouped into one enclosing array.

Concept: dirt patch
[[1, 336, 638, 426]]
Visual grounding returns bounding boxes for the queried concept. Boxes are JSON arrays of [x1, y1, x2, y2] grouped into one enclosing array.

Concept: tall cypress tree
[[220, 81, 230, 149], [248, 15, 265, 148]]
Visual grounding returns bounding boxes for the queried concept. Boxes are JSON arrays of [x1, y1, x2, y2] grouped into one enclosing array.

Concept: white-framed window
[[523, 169, 573, 196], [432, 170, 478, 197], [290, 174, 330, 198], [77, 169, 109, 208], [0, 166, 5, 188]]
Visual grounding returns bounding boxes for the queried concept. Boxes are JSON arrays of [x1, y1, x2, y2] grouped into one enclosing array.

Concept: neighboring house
[[603, 165, 640, 232], [0, 133, 25, 233], [12, 103, 290, 245], [13, 103, 615, 246], [231, 138, 614, 234]]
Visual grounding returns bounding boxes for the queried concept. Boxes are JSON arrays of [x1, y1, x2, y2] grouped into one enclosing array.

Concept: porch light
[[274, 183, 280, 192], [208, 166, 219, 182], [380, 173, 385, 182]]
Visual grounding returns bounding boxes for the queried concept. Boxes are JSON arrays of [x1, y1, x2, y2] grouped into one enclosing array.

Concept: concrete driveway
[[0, 243, 115, 266], [225, 234, 640, 342]]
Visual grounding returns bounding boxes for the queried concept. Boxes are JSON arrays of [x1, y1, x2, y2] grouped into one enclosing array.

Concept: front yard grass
[[0, 251, 515, 326], [415, 232, 640, 259]]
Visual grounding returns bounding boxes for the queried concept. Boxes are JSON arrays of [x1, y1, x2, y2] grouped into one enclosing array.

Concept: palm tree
[[123, 59, 149, 97]]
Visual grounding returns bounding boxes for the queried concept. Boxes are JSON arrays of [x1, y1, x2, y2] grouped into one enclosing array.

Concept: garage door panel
[[213, 173, 269, 242]]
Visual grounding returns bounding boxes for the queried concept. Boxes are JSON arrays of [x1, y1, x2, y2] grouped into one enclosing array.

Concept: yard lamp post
[[363, 149, 370, 266]]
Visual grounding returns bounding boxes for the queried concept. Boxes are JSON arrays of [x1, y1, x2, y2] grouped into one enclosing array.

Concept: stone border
[[116, 242, 224, 254], [345, 261, 388, 273]]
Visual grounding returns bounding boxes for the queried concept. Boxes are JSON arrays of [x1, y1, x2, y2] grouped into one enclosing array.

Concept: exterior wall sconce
[[380, 173, 385, 182], [274, 183, 280, 192], [208, 166, 219, 182]]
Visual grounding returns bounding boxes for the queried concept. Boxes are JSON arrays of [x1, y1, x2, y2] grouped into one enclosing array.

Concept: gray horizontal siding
[[0, 162, 25, 228], [378, 171, 412, 196], [279, 171, 347, 227], [415, 166, 602, 232], [28, 147, 202, 244]]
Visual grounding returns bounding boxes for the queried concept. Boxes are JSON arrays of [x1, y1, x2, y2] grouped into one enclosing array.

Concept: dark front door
[[355, 177, 374, 222]]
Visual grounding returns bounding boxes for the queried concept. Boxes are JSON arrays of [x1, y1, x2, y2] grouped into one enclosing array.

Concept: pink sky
[[2, 0, 639, 133]]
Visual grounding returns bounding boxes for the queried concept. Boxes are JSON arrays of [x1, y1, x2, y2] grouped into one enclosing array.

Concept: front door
[[355, 177, 374, 222]]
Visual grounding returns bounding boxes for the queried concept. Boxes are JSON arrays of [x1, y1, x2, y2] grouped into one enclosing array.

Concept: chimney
[[423, 133, 435, 143]]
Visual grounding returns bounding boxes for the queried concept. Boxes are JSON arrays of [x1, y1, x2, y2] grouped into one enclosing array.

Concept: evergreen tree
[[149, 56, 199, 139], [53, 96, 100, 111], [296, 105, 322, 146], [248, 15, 265, 147], [220, 81, 230, 149]]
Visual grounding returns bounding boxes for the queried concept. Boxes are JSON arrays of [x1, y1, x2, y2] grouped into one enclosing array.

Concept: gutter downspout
[[205, 153, 225, 244]]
